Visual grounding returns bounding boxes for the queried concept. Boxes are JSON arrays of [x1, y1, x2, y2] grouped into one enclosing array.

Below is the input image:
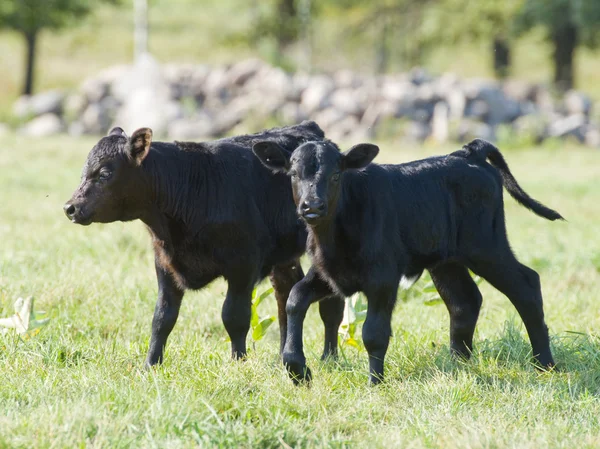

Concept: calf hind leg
[[362, 286, 397, 384], [222, 277, 255, 360], [319, 296, 345, 360], [469, 250, 554, 368], [270, 260, 304, 355], [430, 263, 483, 359]]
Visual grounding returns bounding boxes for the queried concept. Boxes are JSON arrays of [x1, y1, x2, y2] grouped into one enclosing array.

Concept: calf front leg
[[145, 263, 184, 367], [283, 267, 334, 383], [222, 277, 254, 359], [270, 260, 304, 355]]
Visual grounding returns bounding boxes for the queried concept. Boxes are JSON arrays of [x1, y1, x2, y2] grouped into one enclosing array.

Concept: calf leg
[[270, 260, 304, 355], [362, 286, 397, 384], [469, 249, 554, 368], [429, 263, 483, 359], [283, 267, 335, 383], [222, 276, 254, 360], [319, 296, 345, 360], [145, 263, 184, 367]]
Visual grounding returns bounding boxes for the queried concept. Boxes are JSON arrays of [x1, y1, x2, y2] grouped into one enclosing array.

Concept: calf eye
[[332, 172, 340, 182], [98, 168, 112, 181], [289, 171, 297, 178]]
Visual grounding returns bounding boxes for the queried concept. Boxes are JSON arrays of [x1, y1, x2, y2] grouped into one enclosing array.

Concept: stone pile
[[12, 55, 600, 147]]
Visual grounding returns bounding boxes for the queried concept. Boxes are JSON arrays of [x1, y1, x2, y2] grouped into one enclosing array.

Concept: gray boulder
[[19, 113, 63, 137], [13, 90, 65, 118]]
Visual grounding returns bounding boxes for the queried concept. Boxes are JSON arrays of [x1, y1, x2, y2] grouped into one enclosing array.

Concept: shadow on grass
[[329, 320, 600, 395]]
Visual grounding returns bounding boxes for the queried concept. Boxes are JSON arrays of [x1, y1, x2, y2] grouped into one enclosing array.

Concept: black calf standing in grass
[[253, 138, 563, 384], [63, 122, 345, 367]]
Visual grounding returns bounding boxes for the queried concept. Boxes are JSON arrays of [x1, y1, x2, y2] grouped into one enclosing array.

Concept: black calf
[[254, 138, 562, 384], [64, 122, 344, 367]]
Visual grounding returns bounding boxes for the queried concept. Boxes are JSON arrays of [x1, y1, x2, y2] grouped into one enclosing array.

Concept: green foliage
[[421, 0, 524, 43], [515, 0, 600, 47], [250, 287, 276, 343], [338, 293, 367, 350], [0, 0, 119, 35]]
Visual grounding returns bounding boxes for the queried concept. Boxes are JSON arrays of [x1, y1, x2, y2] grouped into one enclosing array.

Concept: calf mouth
[[301, 212, 326, 225]]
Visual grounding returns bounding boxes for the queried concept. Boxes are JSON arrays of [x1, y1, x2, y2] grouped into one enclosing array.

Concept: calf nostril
[[316, 201, 325, 211], [301, 201, 310, 211], [64, 204, 76, 217]]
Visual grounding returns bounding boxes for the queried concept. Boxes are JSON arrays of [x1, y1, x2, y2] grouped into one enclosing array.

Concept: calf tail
[[462, 139, 564, 221]]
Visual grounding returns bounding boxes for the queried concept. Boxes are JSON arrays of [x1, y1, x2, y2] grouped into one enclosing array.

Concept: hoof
[[283, 352, 312, 384], [534, 357, 557, 372], [320, 351, 338, 362]]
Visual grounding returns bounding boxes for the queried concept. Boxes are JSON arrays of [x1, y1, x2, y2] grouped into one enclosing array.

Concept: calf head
[[253, 140, 379, 225], [64, 127, 153, 225]]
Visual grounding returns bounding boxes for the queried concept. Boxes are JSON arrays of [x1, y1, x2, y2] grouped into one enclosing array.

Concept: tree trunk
[[276, 0, 297, 56], [134, 0, 149, 60], [552, 23, 577, 91], [23, 31, 37, 96], [493, 36, 511, 79], [376, 14, 389, 74]]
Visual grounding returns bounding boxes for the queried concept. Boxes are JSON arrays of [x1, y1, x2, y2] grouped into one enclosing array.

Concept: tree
[[515, 0, 600, 91], [421, 0, 524, 79], [327, 0, 434, 73], [0, 0, 118, 96]]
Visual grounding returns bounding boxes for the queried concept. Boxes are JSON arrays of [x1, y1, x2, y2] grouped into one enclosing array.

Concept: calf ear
[[108, 127, 128, 138], [128, 128, 153, 166], [342, 143, 379, 170], [252, 141, 291, 173]]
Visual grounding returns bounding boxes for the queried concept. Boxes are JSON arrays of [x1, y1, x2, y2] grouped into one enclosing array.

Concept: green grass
[[1, 133, 600, 448]]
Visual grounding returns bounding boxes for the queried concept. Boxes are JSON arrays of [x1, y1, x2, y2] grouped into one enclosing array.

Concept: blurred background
[[1, 0, 600, 147]]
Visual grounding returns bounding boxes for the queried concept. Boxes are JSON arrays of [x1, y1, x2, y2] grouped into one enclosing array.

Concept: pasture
[[0, 133, 599, 448]]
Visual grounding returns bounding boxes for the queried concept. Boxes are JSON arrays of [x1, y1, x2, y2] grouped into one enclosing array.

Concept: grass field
[[0, 133, 599, 448]]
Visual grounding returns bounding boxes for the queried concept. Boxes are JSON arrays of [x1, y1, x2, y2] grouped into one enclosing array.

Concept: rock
[[13, 90, 65, 118], [300, 75, 334, 114], [19, 113, 63, 137], [330, 88, 364, 116], [168, 112, 215, 140], [227, 58, 265, 86], [431, 102, 450, 143], [63, 93, 88, 122], [380, 79, 414, 103], [314, 107, 347, 131], [279, 102, 308, 124], [113, 54, 172, 136], [512, 114, 547, 143], [327, 115, 360, 142], [81, 103, 110, 135], [455, 119, 495, 142], [360, 101, 397, 137], [547, 114, 586, 142], [334, 69, 363, 89], [409, 67, 432, 85], [563, 90, 592, 116], [502, 79, 536, 103], [585, 126, 600, 148]]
